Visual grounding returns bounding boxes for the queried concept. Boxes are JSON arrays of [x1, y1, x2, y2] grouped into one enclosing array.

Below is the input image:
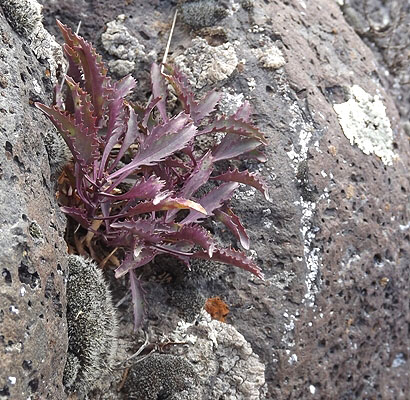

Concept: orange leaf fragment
[[205, 297, 229, 322]]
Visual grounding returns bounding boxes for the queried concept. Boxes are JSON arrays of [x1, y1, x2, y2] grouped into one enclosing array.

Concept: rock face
[[0, 9, 68, 400], [4, 0, 408, 399]]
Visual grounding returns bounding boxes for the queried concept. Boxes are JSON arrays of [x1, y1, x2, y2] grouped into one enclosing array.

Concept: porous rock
[[1, 0, 63, 81], [29, 0, 410, 398], [173, 37, 238, 89], [0, 7, 68, 399], [101, 14, 147, 77], [169, 311, 266, 399]]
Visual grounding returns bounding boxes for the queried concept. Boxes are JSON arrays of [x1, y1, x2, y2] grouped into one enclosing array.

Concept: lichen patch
[[173, 38, 238, 89], [333, 85, 396, 166]]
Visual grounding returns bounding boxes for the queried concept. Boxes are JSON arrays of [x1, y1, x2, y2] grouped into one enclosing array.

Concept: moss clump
[[63, 255, 118, 398], [123, 354, 201, 400], [180, 0, 228, 29]]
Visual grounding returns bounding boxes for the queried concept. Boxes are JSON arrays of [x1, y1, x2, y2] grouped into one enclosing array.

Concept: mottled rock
[[0, 8, 68, 399], [173, 37, 238, 89], [35, 0, 410, 399], [169, 311, 266, 399]]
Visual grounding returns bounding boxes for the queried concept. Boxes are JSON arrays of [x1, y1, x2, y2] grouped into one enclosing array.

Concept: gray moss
[[42, 129, 71, 172], [123, 354, 201, 400], [185, 257, 220, 282], [180, 0, 228, 29], [63, 255, 118, 399], [169, 286, 205, 322]]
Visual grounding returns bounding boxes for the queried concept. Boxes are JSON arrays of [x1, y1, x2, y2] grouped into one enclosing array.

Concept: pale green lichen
[[333, 85, 396, 166]]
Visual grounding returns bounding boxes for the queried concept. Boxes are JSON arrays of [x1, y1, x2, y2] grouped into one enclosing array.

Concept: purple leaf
[[57, 20, 110, 125], [115, 248, 157, 278], [143, 112, 191, 150], [110, 219, 163, 243], [142, 96, 162, 129], [212, 134, 263, 162], [129, 269, 145, 331], [123, 197, 207, 218], [192, 247, 264, 279], [165, 66, 220, 123], [214, 206, 250, 250], [108, 122, 197, 183], [35, 103, 98, 168], [192, 90, 221, 123], [200, 116, 267, 144], [60, 206, 91, 228], [234, 101, 252, 122], [237, 149, 267, 163], [211, 168, 271, 202], [181, 182, 239, 225], [64, 76, 98, 134], [101, 176, 165, 201], [165, 151, 214, 223], [151, 63, 168, 122], [165, 225, 215, 257]]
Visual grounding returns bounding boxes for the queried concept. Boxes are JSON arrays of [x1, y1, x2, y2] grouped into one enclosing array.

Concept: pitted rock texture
[[37, 0, 409, 399], [168, 311, 266, 399], [0, 10, 68, 400]]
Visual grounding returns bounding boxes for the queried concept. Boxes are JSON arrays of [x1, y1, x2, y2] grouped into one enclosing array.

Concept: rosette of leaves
[[36, 21, 270, 328]]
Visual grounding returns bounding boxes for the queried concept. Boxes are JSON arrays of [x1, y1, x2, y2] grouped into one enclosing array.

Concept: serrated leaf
[[151, 63, 168, 122], [212, 134, 263, 162], [111, 219, 163, 243], [143, 112, 191, 150], [165, 225, 215, 257], [165, 66, 220, 123], [181, 182, 239, 225], [108, 122, 197, 183], [115, 248, 157, 278], [142, 96, 162, 129], [114, 104, 141, 165], [101, 176, 165, 201], [35, 103, 98, 168], [214, 206, 250, 250], [123, 197, 207, 218], [65, 76, 97, 134], [165, 151, 214, 223], [200, 116, 267, 144], [57, 20, 110, 124], [192, 247, 263, 279], [211, 168, 271, 202]]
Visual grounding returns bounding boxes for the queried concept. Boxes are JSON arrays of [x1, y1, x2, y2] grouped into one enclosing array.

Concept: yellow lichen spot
[[346, 184, 355, 199], [328, 145, 337, 156]]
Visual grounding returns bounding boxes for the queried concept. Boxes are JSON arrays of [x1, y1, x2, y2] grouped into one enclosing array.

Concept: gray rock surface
[[0, 7, 68, 399], [9, 0, 410, 398]]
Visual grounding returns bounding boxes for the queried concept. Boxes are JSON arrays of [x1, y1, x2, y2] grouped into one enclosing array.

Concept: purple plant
[[36, 21, 269, 328]]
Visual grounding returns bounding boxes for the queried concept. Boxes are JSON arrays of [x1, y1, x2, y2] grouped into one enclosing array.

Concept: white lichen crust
[[333, 85, 396, 165], [101, 14, 146, 77], [1, 0, 63, 81], [174, 38, 238, 89], [63, 255, 118, 399], [170, 310, 266, 399]]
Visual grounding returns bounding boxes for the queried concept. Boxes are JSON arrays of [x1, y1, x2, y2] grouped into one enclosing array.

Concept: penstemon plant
[[36, 21, 270, 328]]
